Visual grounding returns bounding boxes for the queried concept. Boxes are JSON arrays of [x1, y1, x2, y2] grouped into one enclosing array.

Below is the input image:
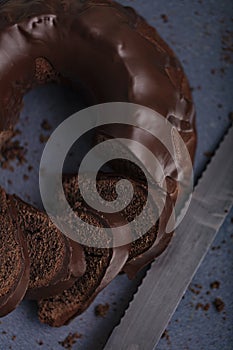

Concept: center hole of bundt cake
[[0, 80, 92, 210]]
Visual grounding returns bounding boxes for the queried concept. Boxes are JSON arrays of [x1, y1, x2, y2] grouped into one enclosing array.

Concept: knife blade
[[104, 126, 233, 350]]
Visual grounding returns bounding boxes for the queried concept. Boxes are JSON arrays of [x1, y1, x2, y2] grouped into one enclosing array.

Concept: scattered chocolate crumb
[[37, 340, 43, 346], [229, 112, 233, 122], [41, 119, 52, 131], [210, 68, 216, 75], [231, 217, 233, 224], [211, 245, 221, 251], [221, 30, 233, 64], [206, 291, 211, 295], [210, 281, 220, 289], [2, 331, 7, 334], [161, 14, 168, 23], [0, 132, 27, 170], [195, 303, 210, 311], [11, 335, 16, 341], [161, 330, 171, 345], [23, 174, 29, 181], [203, 303, 210, 311], [95, 303, 110, 317], [189, 287, 200, 295], [189, 284, 202, 295], [7, 179, 12, 185], [213, 298, 225, 312], [59, 332, 82, 349], [28, 165, 33, 172], [39, 134, 50, 143]]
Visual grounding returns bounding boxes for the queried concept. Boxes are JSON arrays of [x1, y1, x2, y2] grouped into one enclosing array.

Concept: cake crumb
[[39, 134, 50, 143], [11, 335, 16, 341], [23, 174, 29, 181], [210, 281, 220, 289], [37, 340, 43, 346], [203, 303, 210, 311], [195, 303, 210, 311], [58, 332, 82, 349], [41, 119, 52, 131], [161, 330, 171, 345], [189, 284, 202, 295], [0, 132, 27, 170], [95, 303, 110, 317], [213, 298, 225, 312], [161, 14, 168, 23]]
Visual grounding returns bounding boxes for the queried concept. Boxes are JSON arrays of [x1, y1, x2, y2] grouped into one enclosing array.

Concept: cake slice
[[0, 187, 29, 317], [63, 173, 159, 262], [12, 196, 86, 300], [62, 173, 173, 279], [38, 209, 129, 327]]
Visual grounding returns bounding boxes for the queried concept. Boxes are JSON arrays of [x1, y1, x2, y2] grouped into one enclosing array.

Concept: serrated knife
[[104, 126, 233, 350]]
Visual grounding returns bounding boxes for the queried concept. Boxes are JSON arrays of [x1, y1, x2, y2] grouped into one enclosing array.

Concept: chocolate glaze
[[0, 0, 196, 312]]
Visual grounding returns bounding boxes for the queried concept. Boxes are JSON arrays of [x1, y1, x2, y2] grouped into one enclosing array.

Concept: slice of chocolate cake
[[38, 209, 129, 327], [12, 196, 86, 300], [0, 187, 29, 317], [63, 173, 159, 262]]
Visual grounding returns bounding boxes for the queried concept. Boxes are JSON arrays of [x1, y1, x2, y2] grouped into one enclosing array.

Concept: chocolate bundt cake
[[0, 0, 196, 325]]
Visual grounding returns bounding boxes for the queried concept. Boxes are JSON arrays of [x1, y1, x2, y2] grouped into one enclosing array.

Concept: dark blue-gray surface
[[0, 0, 232, 349]]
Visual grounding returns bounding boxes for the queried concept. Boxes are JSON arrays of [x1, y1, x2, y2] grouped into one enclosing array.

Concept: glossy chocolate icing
[[0, 0, 196, 309]]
